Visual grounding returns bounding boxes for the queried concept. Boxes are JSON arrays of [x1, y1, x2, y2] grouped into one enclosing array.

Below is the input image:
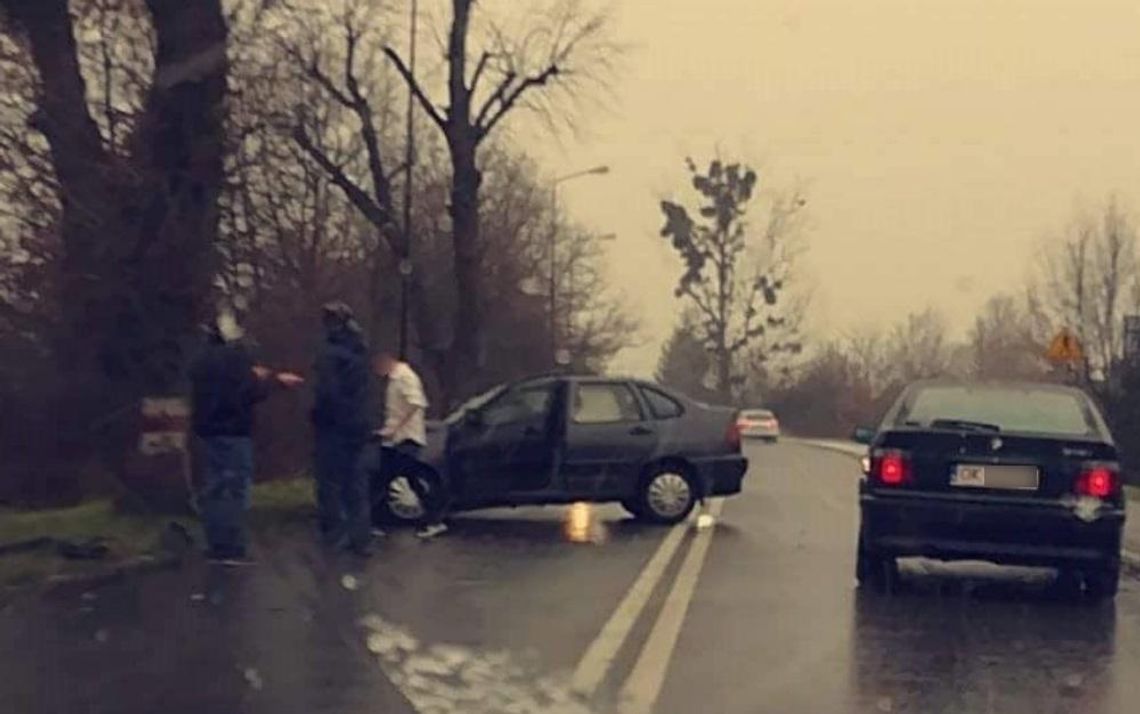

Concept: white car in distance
[[738, 408, 780, 443]]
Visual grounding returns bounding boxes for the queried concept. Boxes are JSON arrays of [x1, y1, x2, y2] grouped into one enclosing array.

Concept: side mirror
[[851, 426, 875, 445]]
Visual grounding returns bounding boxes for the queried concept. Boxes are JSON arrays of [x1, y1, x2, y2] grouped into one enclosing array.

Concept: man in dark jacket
[[190, 311, 302, 563], [312, 302, 373, 555]]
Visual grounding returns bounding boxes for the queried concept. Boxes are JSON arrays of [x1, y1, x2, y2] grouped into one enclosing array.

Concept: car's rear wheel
[[856, 534, 898, 593], [372, 467, 437, 527], [637, 466, 697, 524], [1085, 561, 1120, 601]]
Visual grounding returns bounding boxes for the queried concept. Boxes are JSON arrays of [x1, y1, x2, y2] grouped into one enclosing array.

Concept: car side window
[[481, 384, 554, 427], [573, 383, 644, 424], [641, 386, 684, 419]]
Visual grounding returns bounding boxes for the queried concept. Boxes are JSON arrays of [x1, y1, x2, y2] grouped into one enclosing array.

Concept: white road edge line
[[793, 438, 1140, 569], [617, 498, 725, 714], [570, 513, 691, 697]]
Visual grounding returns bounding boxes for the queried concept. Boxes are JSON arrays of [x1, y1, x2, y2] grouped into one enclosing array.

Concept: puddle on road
[[564, 503, 609, 545], [360, 614, 604, 714]]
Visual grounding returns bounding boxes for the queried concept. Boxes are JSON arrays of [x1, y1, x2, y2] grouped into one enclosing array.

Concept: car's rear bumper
[[694, 455, 749, 497], [742, 428, 780, 440], [861, 489, 1125, 567]]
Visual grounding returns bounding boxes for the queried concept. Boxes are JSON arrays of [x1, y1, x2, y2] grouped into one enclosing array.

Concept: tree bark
[[444, 0, 484, 395], [2, 0, 228, 470]]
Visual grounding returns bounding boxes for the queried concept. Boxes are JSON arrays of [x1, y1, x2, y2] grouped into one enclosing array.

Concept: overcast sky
[[523, 0, 1140, 375]]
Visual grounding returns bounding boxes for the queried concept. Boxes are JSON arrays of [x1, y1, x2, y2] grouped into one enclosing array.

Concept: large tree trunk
[[715, 345, 732, 404], [443, 0, 483, 400], [3, 0, 228, 476], [447, 136, 483, 396]]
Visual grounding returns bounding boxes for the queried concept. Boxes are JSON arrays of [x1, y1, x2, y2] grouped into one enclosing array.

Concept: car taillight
[[727, 419, 743, 450], [871, 451, 911, 486], [1075, 464, 1119, 499]]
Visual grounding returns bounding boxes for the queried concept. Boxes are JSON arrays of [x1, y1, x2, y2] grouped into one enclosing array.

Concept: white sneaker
[[415, 523, 448, 539], [371, 528, 387, 538]]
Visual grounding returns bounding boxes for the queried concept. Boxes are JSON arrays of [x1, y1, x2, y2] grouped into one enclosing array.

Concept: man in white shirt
[[374, 352, 447, 538]]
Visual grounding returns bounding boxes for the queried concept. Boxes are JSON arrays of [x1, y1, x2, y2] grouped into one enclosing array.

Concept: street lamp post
[[398, 0, 419, 360], [550, 165, 609, 367]]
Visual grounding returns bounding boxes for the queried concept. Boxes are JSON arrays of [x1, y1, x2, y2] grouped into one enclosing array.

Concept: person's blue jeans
[[200, 436, 254, 558], [314, 431, 369, 548]]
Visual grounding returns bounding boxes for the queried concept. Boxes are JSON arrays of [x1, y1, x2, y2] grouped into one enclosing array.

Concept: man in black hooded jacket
[[312, 302, 373, 555], [190, 312, 302, 563]]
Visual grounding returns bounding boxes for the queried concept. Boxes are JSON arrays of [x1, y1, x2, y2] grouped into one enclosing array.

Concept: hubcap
[[388, 476, 426, 520], [647, 472, 692, 518]]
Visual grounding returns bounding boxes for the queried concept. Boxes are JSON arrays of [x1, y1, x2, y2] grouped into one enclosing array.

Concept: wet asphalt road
[[2, 443, 1139, 713]]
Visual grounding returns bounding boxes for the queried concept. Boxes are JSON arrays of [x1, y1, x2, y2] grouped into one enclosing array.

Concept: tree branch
[[469, 50, 492, 96], [382, 46, 446, 129], [291, 123, 399, 255], [476, 63, 560, 137], [340, 19, 396, 227], [278, 37, 355, 109], [1, 0, 109, 187]]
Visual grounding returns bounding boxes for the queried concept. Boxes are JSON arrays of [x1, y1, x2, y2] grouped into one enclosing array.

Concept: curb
[[793, 438, 1140, 571], [44, 553, 183, 589], [1, 552, 183, 606]]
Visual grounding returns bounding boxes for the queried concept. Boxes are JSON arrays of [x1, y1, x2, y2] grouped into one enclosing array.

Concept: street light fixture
[[397, 0, 419, 360], [550, 165, 610, 368]]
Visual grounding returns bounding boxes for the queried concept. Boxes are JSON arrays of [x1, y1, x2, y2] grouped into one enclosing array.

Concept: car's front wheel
[[637, 466, 698, 525], [372, 467, 438, 527]]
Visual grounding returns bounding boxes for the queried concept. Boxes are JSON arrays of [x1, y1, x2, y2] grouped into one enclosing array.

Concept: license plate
[[951, 465, 986, 488], [951, 464, 1039, 490]]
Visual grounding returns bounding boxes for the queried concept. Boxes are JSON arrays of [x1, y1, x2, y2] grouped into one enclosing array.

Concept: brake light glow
[[1076, 465, 1119, 499], [727, 419, 743, 451], [872, 451, 911, 486]]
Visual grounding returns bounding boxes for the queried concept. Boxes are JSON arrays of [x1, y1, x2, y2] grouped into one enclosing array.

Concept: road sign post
[[119, 397, 195, 514]]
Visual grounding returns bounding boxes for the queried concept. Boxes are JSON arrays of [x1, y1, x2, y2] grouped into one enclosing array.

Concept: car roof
[[905, 379, 1091, 398]]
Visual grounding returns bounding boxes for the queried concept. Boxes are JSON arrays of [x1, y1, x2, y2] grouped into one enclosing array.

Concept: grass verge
[[0, 479, 314, 590]]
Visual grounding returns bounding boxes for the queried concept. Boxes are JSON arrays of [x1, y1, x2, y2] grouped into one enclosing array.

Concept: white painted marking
[[570, 516, 691, 696], [618, 499, 725, 714]]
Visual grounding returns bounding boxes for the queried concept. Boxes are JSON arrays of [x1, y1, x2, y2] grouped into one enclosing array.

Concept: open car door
[[448, 379, 563, 502]]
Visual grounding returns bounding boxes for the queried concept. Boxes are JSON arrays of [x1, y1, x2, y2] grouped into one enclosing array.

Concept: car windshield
[[898, 385, 1099, 437], [443, 384, 506, 425], [744, 410, 773, 419]]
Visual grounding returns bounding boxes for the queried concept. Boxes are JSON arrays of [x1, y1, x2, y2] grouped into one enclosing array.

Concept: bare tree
[[659, 158, 807, 402], [969, 293, 1048, 380], [655, 310, 717, 403], [1030, 198, 1139, 392], [383, 0, 617, 392], [884, 307, 958, 383], [0, 0, 229, 473]]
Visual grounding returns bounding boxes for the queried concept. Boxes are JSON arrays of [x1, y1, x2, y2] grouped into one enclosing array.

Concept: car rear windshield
[[896, 385, 1100, 437], [743, 410, 773, 419]]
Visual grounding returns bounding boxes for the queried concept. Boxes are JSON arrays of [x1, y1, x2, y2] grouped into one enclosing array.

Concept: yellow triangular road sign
[[1046, 329, 1083, 364]]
